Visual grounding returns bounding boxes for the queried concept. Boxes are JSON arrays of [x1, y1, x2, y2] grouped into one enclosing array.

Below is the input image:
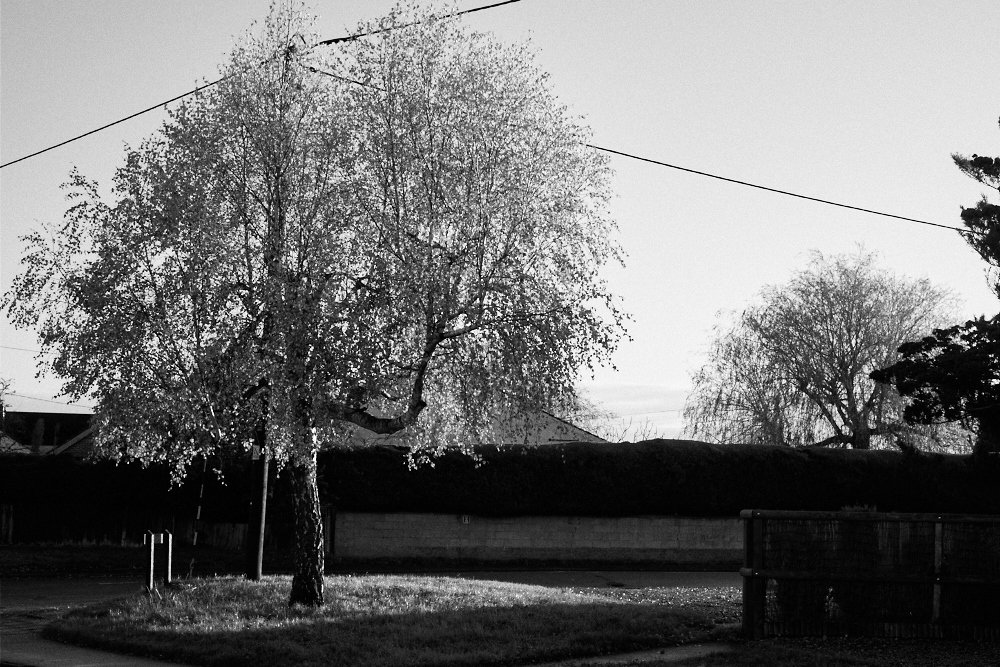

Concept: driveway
[[0, 576, 189, 666], [2, 577, 143, 613]]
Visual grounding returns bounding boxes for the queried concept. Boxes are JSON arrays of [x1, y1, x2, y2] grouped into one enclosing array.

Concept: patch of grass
[[46, 575, 736, 666]]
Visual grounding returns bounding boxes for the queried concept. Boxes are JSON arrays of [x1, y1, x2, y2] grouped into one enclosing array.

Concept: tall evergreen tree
[[872, 117, 1000, 459]]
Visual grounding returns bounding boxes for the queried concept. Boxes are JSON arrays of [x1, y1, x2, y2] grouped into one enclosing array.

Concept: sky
[[2, 0, 1000, 436]]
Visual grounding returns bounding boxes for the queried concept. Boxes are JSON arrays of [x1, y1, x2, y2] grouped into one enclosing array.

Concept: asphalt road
[[1, 576, 187, 666], [2, 577, 143, 613]]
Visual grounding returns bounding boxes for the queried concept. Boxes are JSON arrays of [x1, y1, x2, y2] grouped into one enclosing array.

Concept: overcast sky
[[2, 0, 999, 436]]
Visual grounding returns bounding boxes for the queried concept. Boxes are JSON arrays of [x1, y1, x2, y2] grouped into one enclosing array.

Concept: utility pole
[[245, 422, 269, 580]]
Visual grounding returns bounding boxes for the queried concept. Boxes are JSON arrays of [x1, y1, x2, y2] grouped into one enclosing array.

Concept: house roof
[[2, 394, 94, 457], [0, 396, 604, 452], [346, 409, 607, 446]]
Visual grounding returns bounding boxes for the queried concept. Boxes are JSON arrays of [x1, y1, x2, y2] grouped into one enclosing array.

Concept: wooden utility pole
[[245, 423, 269, 580]]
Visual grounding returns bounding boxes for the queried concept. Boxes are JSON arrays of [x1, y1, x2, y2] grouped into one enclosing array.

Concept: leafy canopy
[[4, 2, 626, 475]]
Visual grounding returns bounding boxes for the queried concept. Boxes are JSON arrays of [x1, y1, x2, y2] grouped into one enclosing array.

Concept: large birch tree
[[4, 4, 624, 606]]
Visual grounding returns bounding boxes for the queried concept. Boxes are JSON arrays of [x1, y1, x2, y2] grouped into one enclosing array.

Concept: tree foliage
[[684, 250, 960, 450], [872, 118, 1000, 458], [4, 3, 624, 605]]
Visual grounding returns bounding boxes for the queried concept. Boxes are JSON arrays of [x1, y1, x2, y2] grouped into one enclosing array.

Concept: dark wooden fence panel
[[3, 501, 179, 545], [741, 510, 1000, 640]]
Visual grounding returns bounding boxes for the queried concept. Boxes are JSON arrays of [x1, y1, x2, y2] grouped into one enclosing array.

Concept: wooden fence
[[741, 510, 1000, 640], [0, 502, 178, 545]]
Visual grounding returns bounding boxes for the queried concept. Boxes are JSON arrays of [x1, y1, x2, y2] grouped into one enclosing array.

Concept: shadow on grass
[[47, 599, 723, 667]]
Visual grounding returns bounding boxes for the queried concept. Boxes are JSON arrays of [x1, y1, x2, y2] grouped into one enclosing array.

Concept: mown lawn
[[46, 574, 740, 666]]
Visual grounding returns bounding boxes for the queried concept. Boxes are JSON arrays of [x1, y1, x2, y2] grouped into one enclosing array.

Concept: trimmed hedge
[[319, 439, 1000, 517], [0, 455, 270, 542], [0, 455, 176, 506], [3, 439, 998, 540]]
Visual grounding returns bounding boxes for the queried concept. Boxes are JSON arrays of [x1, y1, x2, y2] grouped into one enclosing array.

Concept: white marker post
[[143, 530, 173, 598]]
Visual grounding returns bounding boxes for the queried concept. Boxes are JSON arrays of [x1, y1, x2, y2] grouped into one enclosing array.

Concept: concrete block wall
[[331, 512, 742, 568]]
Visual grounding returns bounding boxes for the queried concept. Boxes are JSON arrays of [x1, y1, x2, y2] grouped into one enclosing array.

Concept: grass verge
[[45, 575, 739, 666]]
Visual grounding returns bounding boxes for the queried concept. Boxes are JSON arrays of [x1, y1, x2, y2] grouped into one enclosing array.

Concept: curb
[[526, 642, 737, 666]]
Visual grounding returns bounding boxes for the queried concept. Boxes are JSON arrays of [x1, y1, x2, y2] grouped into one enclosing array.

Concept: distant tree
[[684, 250, 960, 450], [872, 119, 1000, 459], [4, 4, 624, 606]]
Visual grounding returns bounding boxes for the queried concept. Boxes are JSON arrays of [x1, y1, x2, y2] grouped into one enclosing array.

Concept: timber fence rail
[[741, 509, 1000, 640]]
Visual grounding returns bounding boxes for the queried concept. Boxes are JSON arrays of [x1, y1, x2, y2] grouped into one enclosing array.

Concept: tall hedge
[[3, 440, 998, 528], [319, 439, 1000, 516]]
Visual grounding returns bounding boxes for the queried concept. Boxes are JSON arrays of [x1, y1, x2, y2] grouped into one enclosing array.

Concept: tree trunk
[[852, 428, 871, 450], [288, 450, 324, 606]]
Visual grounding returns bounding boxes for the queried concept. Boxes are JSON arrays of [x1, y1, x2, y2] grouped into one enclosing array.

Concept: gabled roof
[[2, 394, 94, 457], [346, 409, 606, 446]]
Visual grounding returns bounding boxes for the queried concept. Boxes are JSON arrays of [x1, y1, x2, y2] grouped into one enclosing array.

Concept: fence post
[[143, 530, 166, 599], [144, 530, 156, 596], [932, 517, 943, 623], [163, 529, 173, 585], [0, 504, 13, 544], [741, 510, 766, 640]]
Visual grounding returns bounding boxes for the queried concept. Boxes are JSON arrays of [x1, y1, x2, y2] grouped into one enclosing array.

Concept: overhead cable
[[6, 392, 94, 410], [1, 0, 975, 238], [0, 344, 44, 354], [0, 0, 523, 170], [0, 78, 227, 169], [305, 65, 379, 92], [316, 0, 523, 45], [588, 144, 975, 235], [309, 61, 977, 238]]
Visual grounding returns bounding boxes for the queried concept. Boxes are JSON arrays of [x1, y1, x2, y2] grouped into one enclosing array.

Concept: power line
[[1, 0, 976, 239], [588, 144, 974, 235], [305, 65, 379, 92], [0, 345, 44, 354], [7, 392, 94, 410], [307, 62, 976, 239], [0, 0, 523, 170], [316, 0, 524, 46], [1, 77, 229, 169]]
